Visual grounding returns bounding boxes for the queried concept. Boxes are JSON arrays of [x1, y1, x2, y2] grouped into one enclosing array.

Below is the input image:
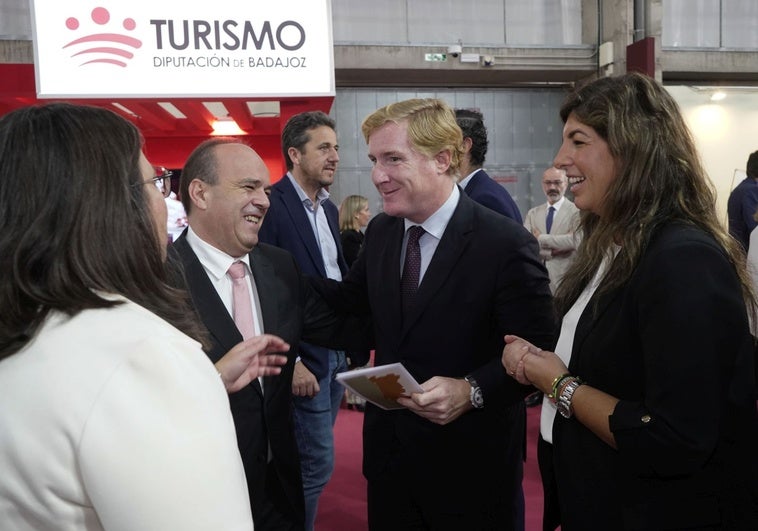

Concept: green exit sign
[[424, 53, 447, 62]]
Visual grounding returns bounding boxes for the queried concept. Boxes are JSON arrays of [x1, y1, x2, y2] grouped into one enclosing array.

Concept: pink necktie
[[228, 262, 256, 340]]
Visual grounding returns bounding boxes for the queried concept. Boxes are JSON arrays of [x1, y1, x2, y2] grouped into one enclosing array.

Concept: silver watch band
[[557, 378, 583, 418]]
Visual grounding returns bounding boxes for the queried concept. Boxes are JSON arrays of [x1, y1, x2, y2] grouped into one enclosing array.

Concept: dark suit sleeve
[[471, 228, 557, 405], [300, 275, 374, 352], [741, 185, 758, 233], [609, 234, 753, 477], [257, 216, 275, 246], [258, 187, 341, 378], [477, 192, 523, 224]]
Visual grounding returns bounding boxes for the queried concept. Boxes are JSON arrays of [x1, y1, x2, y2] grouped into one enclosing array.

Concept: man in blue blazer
[[455, 108, 522, 223], [727, 149, 758, 251], [258, 111, 365, 531], [313, 99, 555, 530]]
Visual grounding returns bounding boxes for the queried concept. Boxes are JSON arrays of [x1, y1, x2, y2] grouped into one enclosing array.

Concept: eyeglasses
[[542, 180, 564, 187], [134, 166, 173, 197]]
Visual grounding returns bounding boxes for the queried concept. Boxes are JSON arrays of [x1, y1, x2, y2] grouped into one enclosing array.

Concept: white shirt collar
[[287, 172, 329, 208], [548, 196, 566, 212], [185, 225, 251, 281], [404, 184, 460, 240]]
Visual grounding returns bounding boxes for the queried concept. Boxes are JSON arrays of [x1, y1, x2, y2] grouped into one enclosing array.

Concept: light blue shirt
[[286, 173, 342, 281]]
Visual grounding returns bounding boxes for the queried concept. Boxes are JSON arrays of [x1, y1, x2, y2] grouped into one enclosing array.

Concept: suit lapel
[[464, 169, 484, 197], [324, 203, 349, 276], [276, 177, 327, 277], [570, 264, 620, 366], [249, 245, 279, 396], [400, 193, 474, 336], [173, 235, 263, 397], [249, 246, 278, 337], [532, 203, 548, 233], [369, 217, 405, 338], [552, 201, 575, 233], [552, 205, 566, 232]]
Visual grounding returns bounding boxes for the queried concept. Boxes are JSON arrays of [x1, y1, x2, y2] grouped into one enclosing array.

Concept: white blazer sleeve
[[78, 336, 254, 531]]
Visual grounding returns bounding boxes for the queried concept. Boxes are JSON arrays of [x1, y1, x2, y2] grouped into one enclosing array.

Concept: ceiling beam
[[224, 100, 255, 131], [171, 101, 215, 133], [115, 101, 178, 132]]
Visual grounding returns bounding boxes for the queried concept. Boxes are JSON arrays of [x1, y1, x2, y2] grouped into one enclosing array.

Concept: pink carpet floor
[[316, 404, 545, 530]]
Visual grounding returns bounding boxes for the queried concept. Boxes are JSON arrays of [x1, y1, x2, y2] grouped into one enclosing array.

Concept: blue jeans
[[293, 350, 347, 531]]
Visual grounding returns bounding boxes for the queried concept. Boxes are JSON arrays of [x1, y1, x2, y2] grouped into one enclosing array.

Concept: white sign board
[[29, 0, 334, 98]]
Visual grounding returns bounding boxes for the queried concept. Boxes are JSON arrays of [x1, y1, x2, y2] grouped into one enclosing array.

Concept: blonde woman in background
[[338, 194, 372, 410], [339, 195, 372, 268]]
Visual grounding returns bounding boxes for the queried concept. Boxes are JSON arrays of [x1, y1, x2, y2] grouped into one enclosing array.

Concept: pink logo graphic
[[63, 7, 142, 67]]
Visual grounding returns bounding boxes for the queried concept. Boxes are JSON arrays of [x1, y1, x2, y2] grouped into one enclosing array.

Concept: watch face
[[472, 388, 484, 408]]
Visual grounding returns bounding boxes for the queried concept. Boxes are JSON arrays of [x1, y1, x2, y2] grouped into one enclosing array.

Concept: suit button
[[640, 414, 651, 423]]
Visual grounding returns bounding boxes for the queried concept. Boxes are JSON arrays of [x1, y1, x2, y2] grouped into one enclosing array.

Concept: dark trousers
[[251, 461, 304, 531], [367, 473, 515, 530], [537, 435, 561, 531]]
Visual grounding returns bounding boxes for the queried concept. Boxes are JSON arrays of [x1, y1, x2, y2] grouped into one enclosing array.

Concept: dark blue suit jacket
[[258, 174, 351, 379], [727, 176, 758, 251], [313, 192, 556, 518], [464, 169, 522, 223]]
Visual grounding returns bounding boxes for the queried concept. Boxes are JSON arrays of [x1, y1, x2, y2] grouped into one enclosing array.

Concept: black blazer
[[340, 229, 364, 269], [171, 235, 363, 527], [551, 223, 758, 530], [315, 191, 556, 513]]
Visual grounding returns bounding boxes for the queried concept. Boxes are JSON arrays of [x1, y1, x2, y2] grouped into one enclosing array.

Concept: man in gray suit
[[523, 167, 581, 294]]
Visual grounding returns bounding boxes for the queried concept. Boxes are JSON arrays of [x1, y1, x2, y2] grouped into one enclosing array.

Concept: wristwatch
[[556, 378, 583, 419], [464, 375, 484, 409]]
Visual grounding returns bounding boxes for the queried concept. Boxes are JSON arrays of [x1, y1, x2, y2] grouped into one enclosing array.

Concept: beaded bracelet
[[549, 373, 571, 401]]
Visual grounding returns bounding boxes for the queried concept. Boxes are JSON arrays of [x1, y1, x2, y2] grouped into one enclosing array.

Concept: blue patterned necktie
[[546, 206, 555, 234]]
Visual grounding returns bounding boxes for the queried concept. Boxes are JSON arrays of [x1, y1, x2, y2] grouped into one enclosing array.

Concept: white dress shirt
[[547, 196, 566, 216], [186, 226, 265, 391], [401, 184, 459, 283], [185, 226, 263, 337], [541, 247, 619, 443]]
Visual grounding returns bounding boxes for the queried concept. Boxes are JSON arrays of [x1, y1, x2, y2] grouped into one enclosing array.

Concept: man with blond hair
[[314, 98, 555, 530]]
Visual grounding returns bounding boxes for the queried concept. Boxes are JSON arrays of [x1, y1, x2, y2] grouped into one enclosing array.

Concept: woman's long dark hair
[[0, 103, 207, 358], [554, 73, 756, 326]]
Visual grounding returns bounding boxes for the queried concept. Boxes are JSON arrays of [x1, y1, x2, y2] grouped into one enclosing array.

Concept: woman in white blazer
[[0, 103, 287, 530]]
